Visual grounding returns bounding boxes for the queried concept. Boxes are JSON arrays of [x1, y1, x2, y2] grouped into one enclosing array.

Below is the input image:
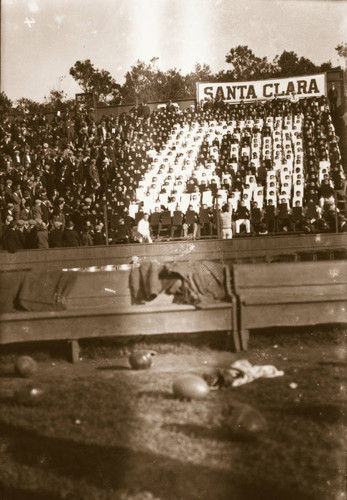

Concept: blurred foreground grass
[[0, 326, 346, 500]]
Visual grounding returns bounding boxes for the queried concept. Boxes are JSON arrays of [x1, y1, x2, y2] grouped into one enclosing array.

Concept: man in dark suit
[[63, 221, 80, 247], [49, 221, 64, 247], [328, 84, 338, 114]]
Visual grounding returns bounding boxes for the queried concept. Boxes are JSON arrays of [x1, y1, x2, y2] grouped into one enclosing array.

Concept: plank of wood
[[239, 302, 347, 330], [233, 261, 347, 289], [0, 304, 233, 345], [239, 284, 347, 305]]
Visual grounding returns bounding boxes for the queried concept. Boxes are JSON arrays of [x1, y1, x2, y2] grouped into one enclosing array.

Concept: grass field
[[0, 327, 346, 500]]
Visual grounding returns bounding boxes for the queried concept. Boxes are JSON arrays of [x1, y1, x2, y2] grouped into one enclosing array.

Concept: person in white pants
[[219, 204, 233, 239], [137, 213, 153, 243], [235, 200, 251, 234]]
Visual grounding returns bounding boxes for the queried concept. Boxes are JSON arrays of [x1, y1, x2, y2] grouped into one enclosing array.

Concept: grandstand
[[0, 71, 346, 261]]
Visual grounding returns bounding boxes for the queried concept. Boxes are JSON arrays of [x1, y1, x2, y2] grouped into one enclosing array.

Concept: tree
[[0, 91, 13, 113], [273, 50, 327, 77], [122, 59, 159, 103], [43, 89, 74, 112], [160, 68, 187, 100], [225, 45, 274, 80], [185, 63, 215, 95], [69, 59, 121, 104], [319, 62, 333, 72], [122, 59, 215, 103], [15, 98, 45, 114], [273, 51, 300, 76], [214, 69, 236, 82], [336, 43, 347, 58]]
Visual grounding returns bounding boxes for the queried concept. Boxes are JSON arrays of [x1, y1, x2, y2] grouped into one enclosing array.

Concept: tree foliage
[[335, 43, 347, 58], [15, 98, 46, 114], [43, 89, 74, 112], [69, 59, 121, 104], [273, 50, 325, 76], [0, 91, 13, 113], [185, 63, 215, 95], [5, 45, 340, 114], [225, 45, 276, 80]]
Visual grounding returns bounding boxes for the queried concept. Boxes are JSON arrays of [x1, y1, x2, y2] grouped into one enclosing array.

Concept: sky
[[1, 0, 346, 102]]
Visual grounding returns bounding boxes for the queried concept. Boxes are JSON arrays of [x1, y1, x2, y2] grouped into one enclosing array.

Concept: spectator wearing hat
[[16, 220, 26, 249], [40, 194, 52, 224], [93, 224, 105, 245], [37, 221, 49, 249], [52, 200, 66, 230], [25, 220, 38, 249], [63, 221, 80, 247], [49, 221, 64, 248], [319, 179, 334, 207], [0, 214, 11, 249], [4, 179, 15, 204], [264, 199, 277, 233], [291, 201, 305, 231], [42, 164, 56, 198], [338, 214, 347, 232], [114, 217, 131, 244], [328, 84, 338, 114], [4, 203, 14, 221], [250, 201, 263, 234], [183, 205, 199, 239], [4, 221, 21, 253], [80, 224, 93, 246], [19, 199, 33, 222], [277, 198, 291, 232], [9, 184, 22, 221], [32, 199, 43, 221], [258, 223, 268, 235]]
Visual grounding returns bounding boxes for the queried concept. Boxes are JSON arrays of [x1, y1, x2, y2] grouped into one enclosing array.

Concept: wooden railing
[[0, 233, 346, 273]]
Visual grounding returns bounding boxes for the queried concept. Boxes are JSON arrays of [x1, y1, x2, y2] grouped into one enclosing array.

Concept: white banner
[[196, 73, 326, 104]]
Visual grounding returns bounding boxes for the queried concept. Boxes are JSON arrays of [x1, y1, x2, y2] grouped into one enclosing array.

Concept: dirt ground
[[0, 327, 346, 500]]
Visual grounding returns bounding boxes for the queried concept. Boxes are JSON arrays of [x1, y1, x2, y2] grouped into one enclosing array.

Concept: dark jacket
[[63, 228, 80, 247], [49, 228, 64, 248]]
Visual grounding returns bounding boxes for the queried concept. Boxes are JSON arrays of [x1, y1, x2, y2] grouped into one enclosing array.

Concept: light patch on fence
[[104, 288, 116, 295], [329, 269, 339, 279]]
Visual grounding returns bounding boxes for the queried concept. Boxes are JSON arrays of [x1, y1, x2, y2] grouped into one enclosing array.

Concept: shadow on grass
[[0, 395, 15, 405], [137, 389, 174, 400], [163, 422, 247, 442], [0, 419, 310, 500], [317, 361, 347, 368], [0, 483, 61, 500], [97, 365, 131, 371], [0, 371, 16, 379], [285, 404, 345, 425]]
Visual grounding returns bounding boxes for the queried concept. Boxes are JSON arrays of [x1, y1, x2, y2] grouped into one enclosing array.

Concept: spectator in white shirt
[[137, 213, 152, 243]]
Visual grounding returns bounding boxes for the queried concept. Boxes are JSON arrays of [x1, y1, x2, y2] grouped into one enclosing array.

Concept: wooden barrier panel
[[233, 260, 347, 350], [1, 233, 346, 273], [0, 302, 238, 362]]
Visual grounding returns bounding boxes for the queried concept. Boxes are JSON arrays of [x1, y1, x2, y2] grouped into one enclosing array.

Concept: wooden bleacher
[[232, 260, 347, 350]]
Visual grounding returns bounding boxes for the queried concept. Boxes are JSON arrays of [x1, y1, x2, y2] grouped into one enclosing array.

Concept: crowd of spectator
[[0, 93, 346, 252]]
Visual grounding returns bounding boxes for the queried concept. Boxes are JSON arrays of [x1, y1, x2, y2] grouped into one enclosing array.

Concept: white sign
[[196, 73, 326, 103]]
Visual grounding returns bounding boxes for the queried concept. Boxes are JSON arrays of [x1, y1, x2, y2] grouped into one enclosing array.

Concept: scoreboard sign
[[196, 73, 326, 104]]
